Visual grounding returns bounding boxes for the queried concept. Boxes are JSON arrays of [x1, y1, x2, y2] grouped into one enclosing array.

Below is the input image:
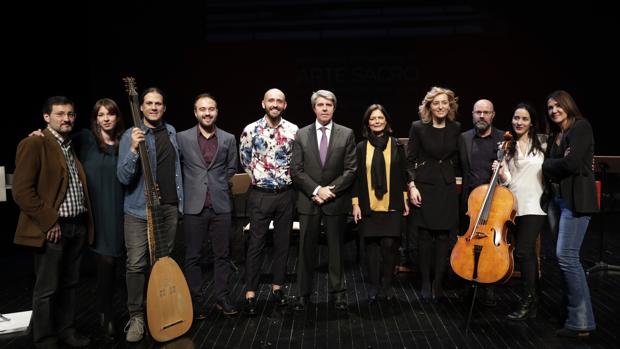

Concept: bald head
[[473, 99, 494, 112], [262, 88, 287, 125], [472, 99, 495, 136], [264, 88, 285, 101]]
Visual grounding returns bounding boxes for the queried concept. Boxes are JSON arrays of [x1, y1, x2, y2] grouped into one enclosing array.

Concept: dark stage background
[[2, 1, 618, 253]]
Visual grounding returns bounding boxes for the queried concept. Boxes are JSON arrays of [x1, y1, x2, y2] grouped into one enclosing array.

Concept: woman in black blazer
[[352, 104, 409, 302], [542, 90, 598, 338], [407, 86, 461, 302]]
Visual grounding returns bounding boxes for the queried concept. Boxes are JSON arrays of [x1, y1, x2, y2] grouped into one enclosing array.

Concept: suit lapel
[[44, 129, 68, 174], [307, 124, 322, 167], [209, 128, 222, 170], [324, 123, 339, 166]]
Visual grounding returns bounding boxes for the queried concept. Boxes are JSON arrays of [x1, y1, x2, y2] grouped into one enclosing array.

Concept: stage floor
[[1, 213, 619, 349]]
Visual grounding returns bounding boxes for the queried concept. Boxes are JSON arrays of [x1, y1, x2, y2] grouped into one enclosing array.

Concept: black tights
[[95, 254, 117, 316], [365, 236, 399, 295], [514, 215, 545, 296], [418, 228, 449, 295]]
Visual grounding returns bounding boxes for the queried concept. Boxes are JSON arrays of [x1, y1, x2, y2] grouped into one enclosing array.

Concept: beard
[[474, 120, 490, 133], [266, 107, 282, 118]]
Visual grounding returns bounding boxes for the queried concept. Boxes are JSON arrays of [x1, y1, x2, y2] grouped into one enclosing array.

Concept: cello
[[450, 132, 516, 284]]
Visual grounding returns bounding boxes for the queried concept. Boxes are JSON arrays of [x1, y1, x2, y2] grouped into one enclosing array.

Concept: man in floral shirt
[[239, 88, 298, 315]]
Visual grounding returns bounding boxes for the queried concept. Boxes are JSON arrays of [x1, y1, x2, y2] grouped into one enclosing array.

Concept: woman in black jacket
[[407, 87, 461, 302], [542, 90, 597, 338], [352, 104, 409, 302]]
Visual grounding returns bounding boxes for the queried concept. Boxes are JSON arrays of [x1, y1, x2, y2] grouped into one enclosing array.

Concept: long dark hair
[[505, 102, 543, 167], [362, 104, 393, 139], [90, 98, 125, 153], [544, 90, 584, 141]]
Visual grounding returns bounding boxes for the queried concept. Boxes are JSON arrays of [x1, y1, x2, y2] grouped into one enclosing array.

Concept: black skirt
[[360, 210, 402, 237]]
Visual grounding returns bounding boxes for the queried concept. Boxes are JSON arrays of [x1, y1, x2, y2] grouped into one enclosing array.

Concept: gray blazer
[[291, 122, 357, 215], [177, 126, 238, 215]]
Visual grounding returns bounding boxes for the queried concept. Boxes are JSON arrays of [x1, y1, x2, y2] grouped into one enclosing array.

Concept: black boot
[[507, 294, 538, 321], [99, 313, 117, 339]]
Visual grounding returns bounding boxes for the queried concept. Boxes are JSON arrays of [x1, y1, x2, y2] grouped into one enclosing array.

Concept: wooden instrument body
[[123, 77, 193, 342], [147, 256, 193, 342], [450, 184, 516, 284]]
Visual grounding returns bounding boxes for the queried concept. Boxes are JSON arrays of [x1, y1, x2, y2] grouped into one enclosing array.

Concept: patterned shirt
[[48, 127, 87, 217], [240, 116, 298, 189]]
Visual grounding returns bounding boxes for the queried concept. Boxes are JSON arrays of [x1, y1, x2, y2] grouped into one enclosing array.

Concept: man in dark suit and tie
[[177, 93, 239, 318], [291, 90, 357, 311]]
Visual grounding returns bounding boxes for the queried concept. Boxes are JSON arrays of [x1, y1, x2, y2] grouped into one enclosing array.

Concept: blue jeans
[[551, 196, 596, 331]]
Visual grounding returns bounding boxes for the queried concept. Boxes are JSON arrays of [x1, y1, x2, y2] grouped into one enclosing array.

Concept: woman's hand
[[492, 160, 507, 183], [409, 187, 422, 207], [403, 199, 410, 216], [352, 204, 362, 223]]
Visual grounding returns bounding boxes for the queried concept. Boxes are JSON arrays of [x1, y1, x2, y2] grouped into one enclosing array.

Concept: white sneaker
[[124, 314, 145, 342]]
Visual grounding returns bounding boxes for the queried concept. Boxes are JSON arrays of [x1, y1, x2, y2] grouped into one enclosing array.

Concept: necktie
[[319, 126, 328, 166]]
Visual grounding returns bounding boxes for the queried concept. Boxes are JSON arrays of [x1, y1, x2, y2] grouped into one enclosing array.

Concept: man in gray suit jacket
[[291, 90, 357, 311], [177, 93, 239, 318]]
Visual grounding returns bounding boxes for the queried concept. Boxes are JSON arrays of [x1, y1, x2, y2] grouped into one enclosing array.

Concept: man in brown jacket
[[13, 96, 94, 349]]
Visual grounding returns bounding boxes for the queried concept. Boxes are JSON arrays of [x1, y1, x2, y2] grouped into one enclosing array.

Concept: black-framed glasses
[[53, 111, 77, 118]]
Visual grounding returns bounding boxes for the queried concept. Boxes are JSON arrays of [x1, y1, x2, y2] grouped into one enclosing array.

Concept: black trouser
[[297, 213, 346, 296], [184, 208, 232, 306], [32, 215, 87, 348], [514, 215, 546, 296], [245, 188, 294, 292], [365, 236, 399, 296], [418, 228, 450, 290]]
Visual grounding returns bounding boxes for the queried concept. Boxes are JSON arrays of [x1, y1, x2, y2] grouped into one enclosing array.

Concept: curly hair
[[418, 86, 458, 123]]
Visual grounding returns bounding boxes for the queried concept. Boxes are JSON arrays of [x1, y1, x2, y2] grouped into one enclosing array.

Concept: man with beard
[[458, 98, 504, 307], [13, 96, 94, 348], [117, 87, 184, 342], [177, 93, 239, 319], [239, 88, 298, 315]]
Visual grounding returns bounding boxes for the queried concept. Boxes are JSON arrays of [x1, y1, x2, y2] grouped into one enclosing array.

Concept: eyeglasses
[[53, 112, 77, 118], [473, 111, 493, 116]]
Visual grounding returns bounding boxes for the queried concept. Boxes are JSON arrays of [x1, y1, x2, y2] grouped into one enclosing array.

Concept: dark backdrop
[[2, 1, 617, 253]]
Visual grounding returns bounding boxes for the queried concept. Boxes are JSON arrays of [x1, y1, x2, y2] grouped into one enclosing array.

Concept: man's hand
[[316, 185, 336, 202], [46, 222, 62, 243], [312, 195, 325, 205], [130, 127, 145, 153]]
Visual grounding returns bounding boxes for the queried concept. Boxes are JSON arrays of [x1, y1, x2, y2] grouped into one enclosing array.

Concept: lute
[[123, 77, 193, 342]]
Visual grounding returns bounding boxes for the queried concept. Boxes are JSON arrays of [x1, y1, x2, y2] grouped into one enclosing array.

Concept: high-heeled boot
[[99, 312, 117, 339], [507, 293, 538, 320]]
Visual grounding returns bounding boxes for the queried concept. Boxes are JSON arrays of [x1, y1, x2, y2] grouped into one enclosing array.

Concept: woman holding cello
[[407, 86, 461, 302], [542, 90, 597, 338], [493, 103, 546, 320]]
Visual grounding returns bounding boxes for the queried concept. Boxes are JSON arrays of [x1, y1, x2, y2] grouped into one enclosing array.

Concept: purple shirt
[[198, 129, 218, 208]]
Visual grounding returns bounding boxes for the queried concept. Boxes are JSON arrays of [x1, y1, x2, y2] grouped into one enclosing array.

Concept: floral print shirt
[[239, 116, 298, 189]]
